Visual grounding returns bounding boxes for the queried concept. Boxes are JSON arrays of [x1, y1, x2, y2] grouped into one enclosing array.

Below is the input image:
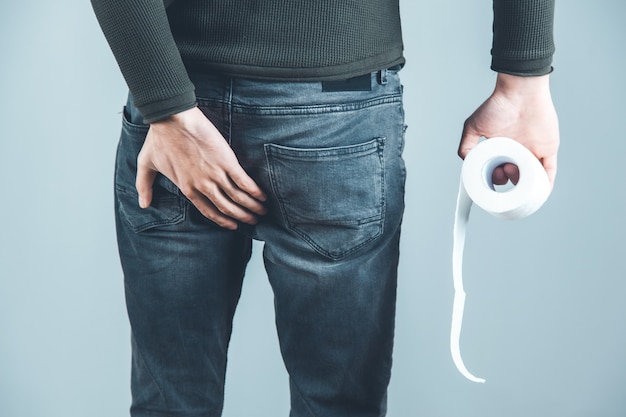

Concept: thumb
[[135, 154, 157, 208], [541, 153, 558, 190], [458, 121, 481, 160]]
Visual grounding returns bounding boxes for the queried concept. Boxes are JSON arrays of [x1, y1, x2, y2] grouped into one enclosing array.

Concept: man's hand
[[136, 107, 267, 230], [458, 73, 560, 188]]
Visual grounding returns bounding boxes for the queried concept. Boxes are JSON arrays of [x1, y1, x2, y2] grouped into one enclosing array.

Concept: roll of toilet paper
[[451, 137, 551, 383]]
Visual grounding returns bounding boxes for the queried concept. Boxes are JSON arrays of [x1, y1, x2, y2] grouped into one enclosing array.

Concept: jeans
[[114, 68, 407, 417]]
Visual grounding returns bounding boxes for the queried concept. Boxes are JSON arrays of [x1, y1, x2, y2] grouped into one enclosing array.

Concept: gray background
[[1, 0, 624, 416]]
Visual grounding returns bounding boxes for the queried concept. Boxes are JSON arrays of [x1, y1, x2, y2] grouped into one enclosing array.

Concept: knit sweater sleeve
[[491, 0, 555, 76], [91, 0, 196, 122]]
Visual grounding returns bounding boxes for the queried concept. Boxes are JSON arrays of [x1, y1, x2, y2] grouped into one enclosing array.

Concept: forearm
[[91, 0, 196, 122], [491, 0, 555, 76]]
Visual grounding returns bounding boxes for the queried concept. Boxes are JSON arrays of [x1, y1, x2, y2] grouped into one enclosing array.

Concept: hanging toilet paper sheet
[[451, 137, 552, 383]]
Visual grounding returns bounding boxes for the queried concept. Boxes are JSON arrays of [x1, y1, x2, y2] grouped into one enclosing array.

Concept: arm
[[91, 0, 195, 121], [92, 0, 267, 229], [458, 0, 559, 188]]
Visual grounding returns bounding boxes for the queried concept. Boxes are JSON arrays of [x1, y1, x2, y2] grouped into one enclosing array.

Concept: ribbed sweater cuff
[[138, 89, 197, 123], [491, 0, 555, 76], [491, 58, 553, 76]]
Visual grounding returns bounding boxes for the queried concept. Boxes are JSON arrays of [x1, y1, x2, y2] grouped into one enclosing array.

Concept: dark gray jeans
[[114, 69, 407, 417]]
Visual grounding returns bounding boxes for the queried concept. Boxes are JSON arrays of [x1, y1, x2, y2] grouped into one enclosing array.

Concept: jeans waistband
[[322, 65, 402, 92]]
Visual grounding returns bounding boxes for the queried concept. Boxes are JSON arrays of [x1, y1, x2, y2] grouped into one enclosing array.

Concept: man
[[91, 1, 559, 416]]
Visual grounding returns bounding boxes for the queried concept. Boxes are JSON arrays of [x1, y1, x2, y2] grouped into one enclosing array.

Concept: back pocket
[[115, 107, 187, 233], [264, 138, 385, 260]]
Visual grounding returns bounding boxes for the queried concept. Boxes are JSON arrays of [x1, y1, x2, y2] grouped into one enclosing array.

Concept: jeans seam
[[226, 78, 234, 145], [290, 378, 319, 417], [129, 328, 169, 411], [232, 94, 402, 115]]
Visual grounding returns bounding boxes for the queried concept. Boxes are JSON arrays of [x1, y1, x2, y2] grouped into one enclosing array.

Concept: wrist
[[495, 73, 551, 101]]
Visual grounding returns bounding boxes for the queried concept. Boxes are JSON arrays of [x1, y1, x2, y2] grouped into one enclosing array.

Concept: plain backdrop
[[1, 1, 625, 416]]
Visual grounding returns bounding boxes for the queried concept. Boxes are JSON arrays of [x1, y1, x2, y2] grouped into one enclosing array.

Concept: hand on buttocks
[[136, 107, 267, 230]]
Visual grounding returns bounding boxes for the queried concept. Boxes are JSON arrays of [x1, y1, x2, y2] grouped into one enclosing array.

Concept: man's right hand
[[135, 106, 267, 230]]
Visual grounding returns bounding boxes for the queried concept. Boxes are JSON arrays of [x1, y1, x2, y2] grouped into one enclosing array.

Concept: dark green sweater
[[91, 0, 555, 122]]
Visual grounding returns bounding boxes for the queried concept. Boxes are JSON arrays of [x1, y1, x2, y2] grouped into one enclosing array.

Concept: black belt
[[322, 73, 372, 92], [321, 65, 401, 92]]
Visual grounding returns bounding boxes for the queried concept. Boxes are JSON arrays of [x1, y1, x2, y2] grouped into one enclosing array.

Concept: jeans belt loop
[[377, 68, 388, 86]]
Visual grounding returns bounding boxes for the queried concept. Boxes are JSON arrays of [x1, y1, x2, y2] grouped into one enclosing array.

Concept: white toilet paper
[[451, 137, 551, 383]]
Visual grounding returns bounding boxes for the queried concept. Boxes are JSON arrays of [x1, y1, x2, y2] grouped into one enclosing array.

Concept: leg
[[229, 70, 406, 417], [115, 99, 252, 417]]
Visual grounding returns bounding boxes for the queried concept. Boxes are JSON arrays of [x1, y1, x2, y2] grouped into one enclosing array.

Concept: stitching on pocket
[[264, 138, 385, 260], [116, 186, 186, 233]]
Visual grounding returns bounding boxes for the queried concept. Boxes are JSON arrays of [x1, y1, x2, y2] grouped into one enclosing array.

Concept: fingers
[[491, 163, 520, 186], [185, 185, 265, 231], [221, 182, 267, 217], [185, 192, 241, 231], [503, 163, 520, 185], [203, 162, 267, 224], [492, 166, 507, 186], [177, 168, 267, 230], [229, 169, 267, 204]]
